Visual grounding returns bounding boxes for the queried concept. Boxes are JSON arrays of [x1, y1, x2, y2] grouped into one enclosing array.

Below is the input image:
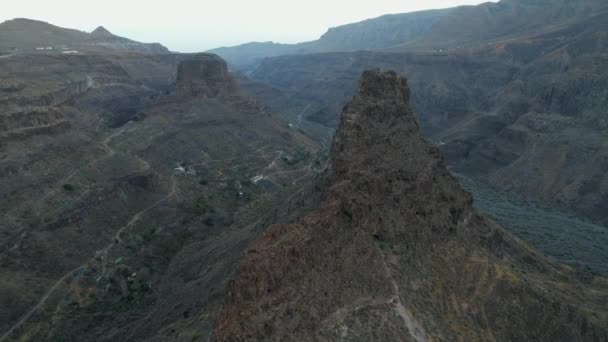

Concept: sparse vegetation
[[193, 196, 213, 215], [281, 148, 311, 166], [457, 174, 608, 275], [62, 183, 77, 192]]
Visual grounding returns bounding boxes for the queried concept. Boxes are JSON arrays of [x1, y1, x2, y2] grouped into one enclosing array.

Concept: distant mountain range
[[0, 18, 169, 54], [209, 8, 451, 69], [210, 0, 608, 70]]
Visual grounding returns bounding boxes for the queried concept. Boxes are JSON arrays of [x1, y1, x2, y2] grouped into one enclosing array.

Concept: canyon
[[1, 0, 608, 340]]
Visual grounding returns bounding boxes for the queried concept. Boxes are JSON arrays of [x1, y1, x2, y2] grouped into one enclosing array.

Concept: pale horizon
[[2, 0, 497, 52]]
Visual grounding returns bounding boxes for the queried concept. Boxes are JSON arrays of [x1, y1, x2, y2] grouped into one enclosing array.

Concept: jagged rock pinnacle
[[213, 69, 607, 341], [357, 69, 410, 103], [329, 69, 422, 180]]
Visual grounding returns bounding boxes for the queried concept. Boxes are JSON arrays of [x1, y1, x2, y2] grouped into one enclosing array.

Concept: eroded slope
[[213, 70, 608, 341]]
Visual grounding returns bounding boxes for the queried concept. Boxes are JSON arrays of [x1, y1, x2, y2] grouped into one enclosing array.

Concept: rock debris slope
[[212, 70, 608, 341]]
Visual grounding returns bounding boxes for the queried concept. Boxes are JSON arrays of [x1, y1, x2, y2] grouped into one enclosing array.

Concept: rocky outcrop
[[247, 9, 608, 228], [212, 70, 608, 341], [90, 26, 114, 39], [176, 54, 237, 98], [171, 54, 270, 115]]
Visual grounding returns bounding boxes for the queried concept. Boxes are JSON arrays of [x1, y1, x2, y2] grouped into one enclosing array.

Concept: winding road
[[0, 52, 16, 59]]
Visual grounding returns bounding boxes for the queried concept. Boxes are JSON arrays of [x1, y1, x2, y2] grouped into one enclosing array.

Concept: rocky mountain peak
[[212, 70, 478, 339], [212, 70, 608, 341], [90, 25, 113, 37], [329, 70, 432, 185], [176, 53, 237, 97], [327, 69, 472, 243], [357, 69, 410, 102]]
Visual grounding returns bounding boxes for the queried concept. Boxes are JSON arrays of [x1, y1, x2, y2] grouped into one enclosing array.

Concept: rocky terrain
[[0, 52, 322, 341], [238, 5, 608, 230], [213, 70, 608, 341], [211, 0, 608, 71], [0, 18, 168, 54], [2, 1, 608, 340]]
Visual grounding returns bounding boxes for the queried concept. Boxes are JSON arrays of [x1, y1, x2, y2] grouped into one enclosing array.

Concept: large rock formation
[[245, 7, 608, 231], [213, 70, 608, 341], [176, 53, 237, 97]]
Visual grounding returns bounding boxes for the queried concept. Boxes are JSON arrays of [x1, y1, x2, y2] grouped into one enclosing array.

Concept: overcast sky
[[2, 0, 496, 52]]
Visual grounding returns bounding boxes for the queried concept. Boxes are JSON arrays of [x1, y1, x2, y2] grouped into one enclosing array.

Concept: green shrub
[[62, 183, 76, 192]]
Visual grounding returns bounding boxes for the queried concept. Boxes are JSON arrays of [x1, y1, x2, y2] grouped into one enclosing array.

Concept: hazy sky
[[2, 0, 496, 52]]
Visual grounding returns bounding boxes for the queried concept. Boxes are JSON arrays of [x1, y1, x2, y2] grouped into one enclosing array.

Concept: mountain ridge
[[0, 18, 169, 54], [208, 8, 452, 70], [210, 0, 608, 70], [212, 69, 608, 340]]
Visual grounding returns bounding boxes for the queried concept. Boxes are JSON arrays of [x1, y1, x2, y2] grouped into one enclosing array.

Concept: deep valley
[[1, 0, 607, 340]]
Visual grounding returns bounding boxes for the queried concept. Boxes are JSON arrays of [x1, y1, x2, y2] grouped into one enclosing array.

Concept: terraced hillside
[[0, 53, 320, 341]]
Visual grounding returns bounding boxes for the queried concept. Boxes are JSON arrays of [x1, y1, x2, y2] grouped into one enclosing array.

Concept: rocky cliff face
[[0, 53, 184, 142], [318, 9, 450, 51], [208, 9, 452, 70], [407, 0, 608, 50], [176, 54, 237, 97], [212, 70, 608, 341]]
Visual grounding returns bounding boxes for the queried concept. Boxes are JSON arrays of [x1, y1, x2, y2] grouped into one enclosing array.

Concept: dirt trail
[[0, 265, 83, 342], [0, 53, 16, 59], [2, 139, 317, 339], [376, 246, 428, 342], [0, 173, 176, 341], [4, 126, 131, 225], [296, 104, 310, 126]]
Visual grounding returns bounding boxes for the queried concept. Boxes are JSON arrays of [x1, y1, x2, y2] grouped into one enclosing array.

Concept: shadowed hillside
[[0, 53, 321, 341]]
